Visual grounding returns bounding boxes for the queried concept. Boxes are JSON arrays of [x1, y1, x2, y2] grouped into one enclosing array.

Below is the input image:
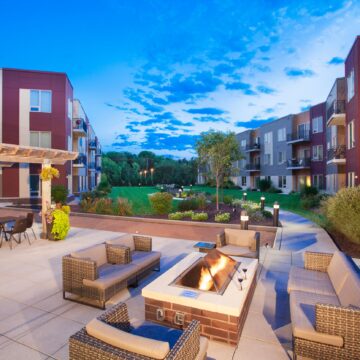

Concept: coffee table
[[193, 241, 216, 253]]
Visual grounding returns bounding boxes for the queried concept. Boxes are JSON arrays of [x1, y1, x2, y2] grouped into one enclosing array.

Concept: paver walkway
[[0, 207, 340, 360]]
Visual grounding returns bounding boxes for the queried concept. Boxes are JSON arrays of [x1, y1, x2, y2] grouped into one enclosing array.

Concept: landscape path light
[[243, 192, 247, 201], [260, 196, 265, 211], [240, 210, 249, 230], [273, 201, 280, 227]]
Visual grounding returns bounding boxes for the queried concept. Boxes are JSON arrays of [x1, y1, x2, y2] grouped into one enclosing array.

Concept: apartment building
[[231, 36, 360, 194], [0, 68, 101, 198]]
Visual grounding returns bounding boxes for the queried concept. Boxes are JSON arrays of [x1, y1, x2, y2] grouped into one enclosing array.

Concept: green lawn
[[109, 185, 326, 226]]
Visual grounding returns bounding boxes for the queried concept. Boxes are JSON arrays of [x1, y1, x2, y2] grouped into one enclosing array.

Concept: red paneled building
[[0, 68, 101, 198]]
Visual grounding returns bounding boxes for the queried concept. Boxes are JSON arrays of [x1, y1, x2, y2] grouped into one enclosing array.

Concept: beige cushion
[[337, 268, 360, 307], [131, 251, 161, 269], [86, 318, 170, 359], [84, 263, 138, 290], [218, 245, 257, 258], [194, 337, 209, 360], [106, 234, 135, 251], [288, 266, 335, 296], [225, 229, 255, 249], [290, 290, 343, 347], [327, 251, 350, 294], [71, 244, 107, 267]]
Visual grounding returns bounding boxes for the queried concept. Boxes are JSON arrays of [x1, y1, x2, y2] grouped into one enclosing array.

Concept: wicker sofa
[[63, 234, 161, 309], [216, 228, 260, 259], [287, 251, 360, 360], [69, 302, 208, 360]]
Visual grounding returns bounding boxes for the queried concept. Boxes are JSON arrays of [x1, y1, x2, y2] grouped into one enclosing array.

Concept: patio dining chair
[[0, 218, 30, 250], [26, 212, 37, 240]]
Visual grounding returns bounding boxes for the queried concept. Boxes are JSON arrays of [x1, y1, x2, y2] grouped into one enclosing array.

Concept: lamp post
[[144, 170, 148, 185], [260, 196, 265, 211], [273, 201, 280, 227], [243, 192, 247, 201], [139, 171, 142, 186], [150, 168, 154, 185], [240, 210, 249, 230]]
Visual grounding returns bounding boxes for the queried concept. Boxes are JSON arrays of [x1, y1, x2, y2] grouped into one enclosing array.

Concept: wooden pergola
[[0, 143, 78, 239]]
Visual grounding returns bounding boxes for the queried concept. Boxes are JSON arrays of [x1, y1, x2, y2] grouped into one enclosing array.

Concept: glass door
[[30, 174, 40, 197]]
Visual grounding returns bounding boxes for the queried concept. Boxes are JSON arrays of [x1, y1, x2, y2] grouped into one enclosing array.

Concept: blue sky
[[1, 1, 360, 158]]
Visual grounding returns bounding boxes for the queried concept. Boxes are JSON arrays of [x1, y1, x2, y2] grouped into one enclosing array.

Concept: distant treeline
[[102, 151, 198, 186]]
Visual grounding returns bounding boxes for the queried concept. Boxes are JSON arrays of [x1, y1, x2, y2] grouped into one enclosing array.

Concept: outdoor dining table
[[0, 216, 22, 242]]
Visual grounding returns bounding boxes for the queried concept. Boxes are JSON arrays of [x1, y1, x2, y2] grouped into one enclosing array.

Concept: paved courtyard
[[0, 209, 350, 360]]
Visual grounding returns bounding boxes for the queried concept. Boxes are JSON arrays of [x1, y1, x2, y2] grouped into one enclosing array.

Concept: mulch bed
[[327, 228, 360, 259]]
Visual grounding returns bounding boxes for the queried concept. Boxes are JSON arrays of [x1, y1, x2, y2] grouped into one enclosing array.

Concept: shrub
[[51, 185, 68, 204], [300, 186, 318, 198], [149, 192, 173, 215], [80, 190, 107, 201], [262, 210, 273, 218], [267, 186, 282, 193], [223, 195, 233, 205], [215, 212, 231, 223], [300, 196, 320, 210], [232, 199, 242, 207], [240, 200, 261, 215], [178, 198, 199, 211], [259, 179, 272, 192], [191, 212, 208, 221], [80, 197, 94, 212], [61, 205, 71, 215], [210, 195, 217, 203], [51, 209, 70, 240], [168, 212, 185, 220], [112, 198, 133, 216], [182, 210, 195, 217], [323, 187, 360, 244], [197, 193, 208, 210], [97, 174, 112, 194], [94, 198, 113, 214]]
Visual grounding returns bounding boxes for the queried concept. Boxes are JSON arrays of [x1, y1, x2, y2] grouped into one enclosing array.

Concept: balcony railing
[[245, 163, 260, 171], [287, 131, 310, 143], [96, 165, 102, 172], [88, 161, 95, 169], [326, 100, 345, 123], [327, 145, 346, 162], [73, 154, 87, 166], [286, 158, 311, 169], [73, 118, 88, 133], [89, 140, 97, 149], [245, 143, 260, 152]]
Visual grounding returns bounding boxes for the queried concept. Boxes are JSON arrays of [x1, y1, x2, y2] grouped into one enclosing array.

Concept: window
[[30, 90, 52, 112], [348, 120, 355, 149], [278, 151, 286, 164], [67, 98, 73, 119], [347, 69, 355, 102], [241, 176, 247, 187], [241, 139, 247, 148], [240, 159, 246, 168], [298, 123, 310, 138], [264, 131, 273, 165], [277, 128, 286, 142], [278, 176, 286, 188], [313, 175, 324, 190], [30, 131, 51, 148], [312, 145, 323, 161], [348, 172, 355, 187], [312, 116, 323, 133]]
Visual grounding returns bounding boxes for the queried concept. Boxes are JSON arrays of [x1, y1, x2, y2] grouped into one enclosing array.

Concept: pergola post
[[40, 160, 52, 239]]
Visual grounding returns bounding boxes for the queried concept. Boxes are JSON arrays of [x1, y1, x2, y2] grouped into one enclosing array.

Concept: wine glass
[[238, 277, 244, 291], [242, 268, 248, 280]]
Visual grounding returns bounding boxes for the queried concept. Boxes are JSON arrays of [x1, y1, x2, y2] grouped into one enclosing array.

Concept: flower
[[40, 167, 60, 181]]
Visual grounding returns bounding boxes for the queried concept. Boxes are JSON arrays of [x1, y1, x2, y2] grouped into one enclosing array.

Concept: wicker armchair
[[63, 239, 161, 309], [288, 251, 360, 360], [69, 302, 208, 360]]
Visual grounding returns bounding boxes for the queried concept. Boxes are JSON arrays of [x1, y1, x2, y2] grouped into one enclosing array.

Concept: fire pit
[[142, 252, 258, 345], [172, 250, 239, 295]]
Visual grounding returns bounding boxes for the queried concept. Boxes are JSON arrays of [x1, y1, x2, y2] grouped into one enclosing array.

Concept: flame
[[198, 254, 229, 291]]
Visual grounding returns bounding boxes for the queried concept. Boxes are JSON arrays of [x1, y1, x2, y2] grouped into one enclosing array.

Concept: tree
[[196, 131, 242, 210]]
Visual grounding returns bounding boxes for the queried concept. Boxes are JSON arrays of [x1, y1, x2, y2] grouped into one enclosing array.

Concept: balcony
[[89, 140, 97, 150], [88, 161, 96, 171], [96, 165, 102, 172], [326, 100, 345, 127], [73, 118, 88, 136], [287, 131, 310, 144], [245, 163, 260, 172], [245, 143, 260, 152], [73, 154, 87, 167], [286, 158, 311, 170], [327, 145, 346, 165]]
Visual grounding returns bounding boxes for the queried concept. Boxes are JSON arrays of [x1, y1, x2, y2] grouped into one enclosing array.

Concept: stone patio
[[0, 209, 351, 360]]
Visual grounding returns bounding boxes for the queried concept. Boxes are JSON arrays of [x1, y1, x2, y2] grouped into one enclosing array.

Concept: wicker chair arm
[[97, 302, 131, 332], [167, 320, 200, 360], [216, 231, 226, 247], [134, 235, 152, 252], [63, 255, 98, 281], [304, 251, 333, 272], [106, 244, 131, 264]]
